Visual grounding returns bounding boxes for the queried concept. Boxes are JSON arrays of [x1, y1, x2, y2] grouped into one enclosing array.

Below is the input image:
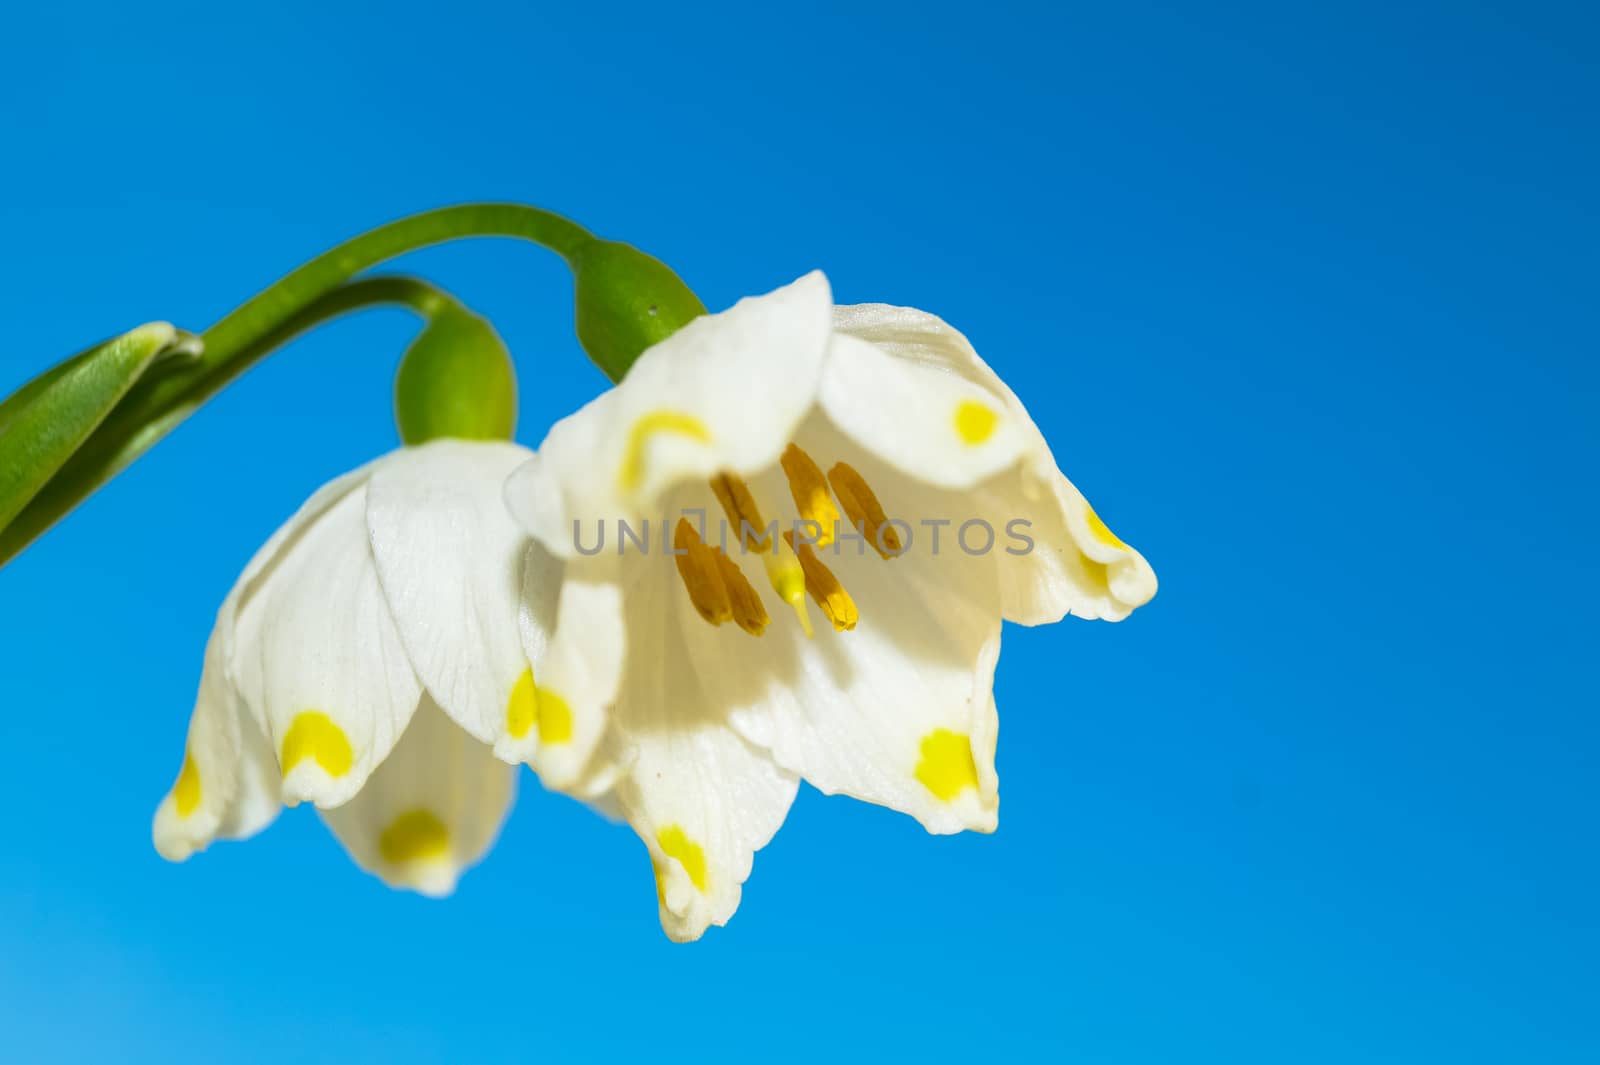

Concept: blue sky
[[1, 1, 1596, 1061]]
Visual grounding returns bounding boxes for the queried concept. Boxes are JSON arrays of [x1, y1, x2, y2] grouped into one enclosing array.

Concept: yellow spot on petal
[[507, 667, 576, 744], [915, 729, 980, 801], [618, 410, 713, 492], [656, 824, 708, 893], [379, 809, 451, 865], [174, 750, 202, 818], [651, 857, 667, 906], [954, 400, 999, 445], [506, 668, 538, 739], [281, 711, 353, 779], [1079, 554, 1110, 590], [537, 687, 574, 744], [1084, 504, 1128, 550]]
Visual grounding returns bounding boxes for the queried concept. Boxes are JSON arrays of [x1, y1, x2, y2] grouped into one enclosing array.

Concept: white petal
[[832, 303, 1156, 623], [682, 450, 1004, 834], [320, 695, 516, 897], [366, 439, 535, 747], [230, 469, 423, 808], [611, 557, 798, 942], [509, 540, 622, 795], [152, 622, 281, 861], [983, 463, 1159, 622], [219, 461, 380, 734], [818, 332, 1028, 490], [154, 463, 381, 859], [510, 272, 835, 558]]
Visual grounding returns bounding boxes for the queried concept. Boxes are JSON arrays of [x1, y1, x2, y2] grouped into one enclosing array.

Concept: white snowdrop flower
[[505, 272, 1157, 940], [151, 439, 600, 895]]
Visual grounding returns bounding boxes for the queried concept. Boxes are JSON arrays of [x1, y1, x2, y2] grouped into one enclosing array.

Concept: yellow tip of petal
[[281, 711, 353, 778], [379, 809, 452, 865], [173, 750, 201, 818], [915, 729, 980, 801], [1084, 504, 1128, 550], [506, 669, 538, 739], [656, 825, 709, 893], [537, 687, 574, 744], [954, 400, 999, 445], [507, 667, 575, 744]]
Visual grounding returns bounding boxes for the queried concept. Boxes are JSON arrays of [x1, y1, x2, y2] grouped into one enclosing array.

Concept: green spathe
[[394, 306, 517, 444], [573, 240, 706, 383]]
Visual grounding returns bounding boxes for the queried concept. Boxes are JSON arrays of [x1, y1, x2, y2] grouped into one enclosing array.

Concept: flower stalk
[[0, 202, 706, 569]]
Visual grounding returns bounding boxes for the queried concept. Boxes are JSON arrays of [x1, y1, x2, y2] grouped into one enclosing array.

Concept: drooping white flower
[[152, 439, 603, 895], [505, 272, 1157, 939]]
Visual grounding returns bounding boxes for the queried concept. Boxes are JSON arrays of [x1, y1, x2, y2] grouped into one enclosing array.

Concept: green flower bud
[[572, 239, 706, 382], [393, 304, 517, 445]]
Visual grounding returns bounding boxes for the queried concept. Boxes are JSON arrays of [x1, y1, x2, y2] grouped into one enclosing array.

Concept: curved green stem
[[1, 204, 596, 569], [202, 203, 591, 369], [0, 274, 462, 568]]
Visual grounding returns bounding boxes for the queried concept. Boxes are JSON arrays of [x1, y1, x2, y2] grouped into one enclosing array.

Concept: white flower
[[151, 439, 596, 895], [505, 272, 1157, 939]]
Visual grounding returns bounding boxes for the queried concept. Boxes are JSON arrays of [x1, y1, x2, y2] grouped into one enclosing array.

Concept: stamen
[[710, 472, 771, 550], [716, 551, 769, 636], [827, 462, 903, 559], [673, 519, 732, 626], [711, 471, 813, 637], [780, 444, 841, 547], [783, 531, 859, 632]]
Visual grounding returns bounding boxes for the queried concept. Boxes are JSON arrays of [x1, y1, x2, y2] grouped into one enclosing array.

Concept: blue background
[[1, 1, 1595, 1061]]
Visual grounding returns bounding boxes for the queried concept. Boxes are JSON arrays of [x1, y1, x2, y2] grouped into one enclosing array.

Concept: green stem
[[202, 203, 591, 370], [0, 274, 464, 568], [1, 204, 595, 569]]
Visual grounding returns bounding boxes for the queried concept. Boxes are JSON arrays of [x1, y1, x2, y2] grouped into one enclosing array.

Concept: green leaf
[[0, 323, 177, 532], [0, 348, 96, 438]]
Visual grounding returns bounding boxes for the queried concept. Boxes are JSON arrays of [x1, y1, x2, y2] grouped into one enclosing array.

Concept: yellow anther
[[281, 711, 354, 778], [712, 470, 812, 636], [656, 825, 709, 893], [379, 809, 451, 865], [173, 749, 201, 818], [954, 400, 999, 445], [783, 531, 859, 632], [715, 550, 769, 636], [673, 518, 732, 626], [618, 410, 712, 492], [914, 729, 980, 801], [827, 462, 903, 559], [710, 471, 772, 550], [780, 443, 840, 547]]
